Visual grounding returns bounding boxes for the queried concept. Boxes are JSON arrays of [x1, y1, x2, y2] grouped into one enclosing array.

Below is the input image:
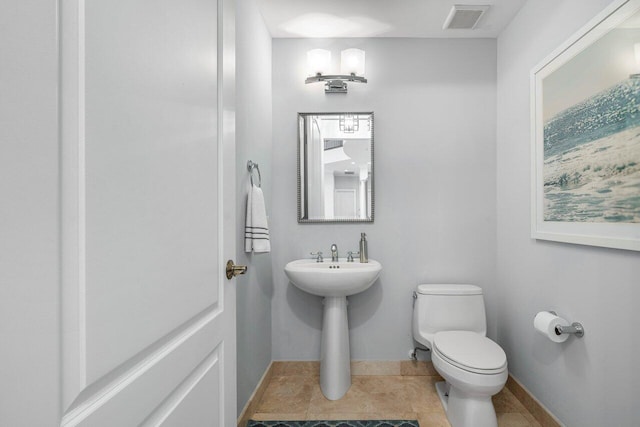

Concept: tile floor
[[245, 361, 541, 427]]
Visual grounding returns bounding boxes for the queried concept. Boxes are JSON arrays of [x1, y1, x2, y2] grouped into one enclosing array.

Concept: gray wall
[[496, 1, 640, 426], [236, 0, 273, 415], [271, 38, 498, 360]]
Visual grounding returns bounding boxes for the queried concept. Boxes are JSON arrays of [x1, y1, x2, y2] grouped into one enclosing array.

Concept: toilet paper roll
[[534, 311, 570, 343]]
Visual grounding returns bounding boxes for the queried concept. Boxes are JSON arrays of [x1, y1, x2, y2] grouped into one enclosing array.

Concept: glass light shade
[[307, 49, 331, 76], [634, 43, 640, 72], [340, 48, 365, 76]]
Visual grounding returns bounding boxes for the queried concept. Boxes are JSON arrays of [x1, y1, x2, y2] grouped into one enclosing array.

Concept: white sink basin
[[284, 259, 382, 297], [284, 257, 382, 401]]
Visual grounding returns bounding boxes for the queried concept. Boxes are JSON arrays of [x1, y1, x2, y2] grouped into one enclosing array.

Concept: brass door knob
[[226, 260, 248, 280]]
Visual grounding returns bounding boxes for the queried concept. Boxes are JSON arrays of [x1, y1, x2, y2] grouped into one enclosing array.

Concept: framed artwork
[[531, 0, 640, 251]]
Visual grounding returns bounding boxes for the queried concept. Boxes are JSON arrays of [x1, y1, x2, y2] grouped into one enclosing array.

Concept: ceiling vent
[[443, 5, 490, 30]]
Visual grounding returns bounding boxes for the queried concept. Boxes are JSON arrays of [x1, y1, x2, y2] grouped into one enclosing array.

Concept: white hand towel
[[245, 184, 270, 253]]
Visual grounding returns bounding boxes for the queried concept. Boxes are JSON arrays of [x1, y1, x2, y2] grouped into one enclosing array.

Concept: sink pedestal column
[[320, 296, 350, 400]]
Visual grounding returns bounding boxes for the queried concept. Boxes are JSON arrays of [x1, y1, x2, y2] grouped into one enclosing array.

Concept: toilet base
[[435, 381, 450, 410], [435, 381, 498, 427]]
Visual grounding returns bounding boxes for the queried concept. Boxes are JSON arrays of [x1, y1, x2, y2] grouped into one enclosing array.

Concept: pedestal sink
[[284, 258, 382, 400]]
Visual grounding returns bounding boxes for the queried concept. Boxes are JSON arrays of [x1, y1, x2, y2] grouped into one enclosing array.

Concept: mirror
[[298, 112, 374, 223]]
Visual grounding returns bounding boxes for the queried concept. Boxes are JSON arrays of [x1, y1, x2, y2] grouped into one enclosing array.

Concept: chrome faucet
[[330, 243, 339, 262]]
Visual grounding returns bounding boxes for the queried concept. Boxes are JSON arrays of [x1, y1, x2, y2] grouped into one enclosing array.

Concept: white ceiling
[[257, 0, 527, 38]]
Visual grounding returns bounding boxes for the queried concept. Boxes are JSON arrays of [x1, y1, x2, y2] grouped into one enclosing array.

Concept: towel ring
[[247, 160, 261, 187]]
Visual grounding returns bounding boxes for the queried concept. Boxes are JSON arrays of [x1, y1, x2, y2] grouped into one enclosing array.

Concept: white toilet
[[412, 284, 507, 427]]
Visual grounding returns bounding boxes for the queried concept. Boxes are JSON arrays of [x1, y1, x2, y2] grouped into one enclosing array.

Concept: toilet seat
[[433, 331, 507, 375]]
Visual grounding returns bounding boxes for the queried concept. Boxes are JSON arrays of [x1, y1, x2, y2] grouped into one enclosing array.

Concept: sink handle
[[310, 251, 324, 262], [346, 251, 360, 262]]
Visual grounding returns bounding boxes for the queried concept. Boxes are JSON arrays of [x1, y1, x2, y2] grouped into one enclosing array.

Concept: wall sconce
[[339, 114, 359, 133], [305, 48, 367, 93]]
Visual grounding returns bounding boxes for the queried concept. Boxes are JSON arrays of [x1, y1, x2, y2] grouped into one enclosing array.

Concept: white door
[[58, 1, 237, 426], [334, 189, 357, 218]]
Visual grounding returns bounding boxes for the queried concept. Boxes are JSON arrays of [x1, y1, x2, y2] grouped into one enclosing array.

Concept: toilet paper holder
[[548, 311, 585, 338]]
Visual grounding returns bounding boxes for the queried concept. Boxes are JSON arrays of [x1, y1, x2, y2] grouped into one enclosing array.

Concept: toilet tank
[[412, 284, 487, 348]]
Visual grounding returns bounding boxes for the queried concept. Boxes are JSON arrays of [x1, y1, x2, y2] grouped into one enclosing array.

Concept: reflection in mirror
[[298, 112, 374, 223]]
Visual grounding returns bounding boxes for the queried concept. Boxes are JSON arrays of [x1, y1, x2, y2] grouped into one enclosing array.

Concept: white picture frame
[[531, 0, 640, 251]]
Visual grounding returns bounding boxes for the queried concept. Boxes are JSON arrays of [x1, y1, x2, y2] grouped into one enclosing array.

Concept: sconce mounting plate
[[325, 80, 348, 93], [305, 74, 367, 94]]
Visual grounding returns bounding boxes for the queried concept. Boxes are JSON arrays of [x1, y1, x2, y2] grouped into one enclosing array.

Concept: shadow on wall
[[347, 279, 383, 328], [246, 252, 275, 300], [286, 283, 324, 329], [531, 330, 590, 377], [284, 278, 384, 329]]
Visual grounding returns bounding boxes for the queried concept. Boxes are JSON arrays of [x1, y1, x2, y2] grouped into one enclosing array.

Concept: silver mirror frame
[[297, 112, 375, 223]]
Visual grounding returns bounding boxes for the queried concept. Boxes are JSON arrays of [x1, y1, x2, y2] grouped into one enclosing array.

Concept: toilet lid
[[433, 331, 507, 374], [416, 284, 482, 295]]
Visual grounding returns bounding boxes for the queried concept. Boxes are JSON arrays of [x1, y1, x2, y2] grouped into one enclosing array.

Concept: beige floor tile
[[351, 361, 401, 376], [493, 388, 528, 414], [255, 375, 315, 413], [506, 377, 558, 427], [307, 376, 413, 415], [498, 412, 539, 427], [281, 362, 321, 376], [271, 361, 320, 376], [248, 371, 541, 427], [270, 362, 287, 376], [520, 411, 542, 427], [249, 413, 308, 421], [402, 376, 445, 413], [400, 361, 439, 377], [416, 411, 451, 427], [306, 412, 418, 421], [529, 405, 559, 427]]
